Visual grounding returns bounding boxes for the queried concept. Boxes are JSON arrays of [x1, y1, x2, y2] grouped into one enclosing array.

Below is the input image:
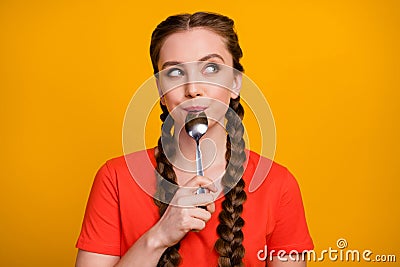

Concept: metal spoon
[[185, 111, 208, 195]]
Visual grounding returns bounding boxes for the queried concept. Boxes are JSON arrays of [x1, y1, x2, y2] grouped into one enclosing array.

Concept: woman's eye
[[167, 68, 184, 77], [203, 63, 219, 74]]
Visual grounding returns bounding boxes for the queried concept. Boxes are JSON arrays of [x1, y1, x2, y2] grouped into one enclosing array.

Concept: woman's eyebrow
[[160, 54, 225, 70], [161, 61, 181, 70], [199, 53, 225, 62]]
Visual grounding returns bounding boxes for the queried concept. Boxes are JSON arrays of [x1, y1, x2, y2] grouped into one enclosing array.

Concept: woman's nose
[[185, 82, 204, 98]]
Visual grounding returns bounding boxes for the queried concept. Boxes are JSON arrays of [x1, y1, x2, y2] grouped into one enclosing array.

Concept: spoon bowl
[[185, 111, 208, 142]]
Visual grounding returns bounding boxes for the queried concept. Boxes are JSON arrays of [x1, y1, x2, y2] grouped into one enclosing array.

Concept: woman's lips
[[183, 106, 207, 112]]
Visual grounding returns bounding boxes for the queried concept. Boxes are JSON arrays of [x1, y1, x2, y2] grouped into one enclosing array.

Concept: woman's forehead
[[158, 28, 232, 67]]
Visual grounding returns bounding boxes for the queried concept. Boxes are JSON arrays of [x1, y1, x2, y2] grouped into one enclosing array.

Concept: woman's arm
[[75, 175, 217, 267], [76, 250, 119, 267], [265, 169, 313, 267], [76, 225, 167, 267], [267, 255, 306, 267]]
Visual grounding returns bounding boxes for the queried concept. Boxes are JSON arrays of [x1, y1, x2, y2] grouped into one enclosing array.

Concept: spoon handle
[[195, 141, 207, 203], [195, 140, 204, 176]]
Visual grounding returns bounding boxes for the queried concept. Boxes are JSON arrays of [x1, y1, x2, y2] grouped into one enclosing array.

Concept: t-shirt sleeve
[[266, 168, 313, 255], [76, 161, 121, 256]]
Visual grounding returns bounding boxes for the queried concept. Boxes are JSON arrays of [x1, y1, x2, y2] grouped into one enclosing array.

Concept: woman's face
[[156, 28, 241, 128]]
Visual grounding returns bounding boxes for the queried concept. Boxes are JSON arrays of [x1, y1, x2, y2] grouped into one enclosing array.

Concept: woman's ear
[[160, 96, 166, 105], [155, 75, 162, 97], [155, 75, 166, 105], [231, 72, 242, 99]]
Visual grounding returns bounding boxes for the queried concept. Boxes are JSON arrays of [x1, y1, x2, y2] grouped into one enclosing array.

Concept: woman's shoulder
[[93, 148, 156, 188], [98, 148, 157, 195], [244, 149, 298, 193], [103, 147, 156, 172]]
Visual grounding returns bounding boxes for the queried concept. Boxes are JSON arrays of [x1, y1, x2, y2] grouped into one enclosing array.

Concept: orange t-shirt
[[76, 148, 313, 266]]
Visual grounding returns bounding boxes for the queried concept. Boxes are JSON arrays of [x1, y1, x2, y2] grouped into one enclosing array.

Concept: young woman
[[75, 12, 313, 267]]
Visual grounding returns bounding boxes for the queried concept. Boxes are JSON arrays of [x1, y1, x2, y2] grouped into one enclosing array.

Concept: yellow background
[[1, 0, 399, 266]]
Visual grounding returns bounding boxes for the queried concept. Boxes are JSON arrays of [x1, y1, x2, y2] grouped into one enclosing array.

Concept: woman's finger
[[188, 217, 207, 231], [174, 193, 214, 207], [181, 175, 218, 192], [189, 207, 212, 222], [206, 202, 215, 213]]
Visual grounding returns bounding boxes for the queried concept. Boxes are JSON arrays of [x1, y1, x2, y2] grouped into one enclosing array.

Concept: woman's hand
[[76, 175, 217, 267], [153, 175, 217, 248]]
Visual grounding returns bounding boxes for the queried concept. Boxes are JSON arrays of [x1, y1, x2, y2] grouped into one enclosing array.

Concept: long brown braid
[[215, 97, 247, 267], [154, 103, 182, 267], [151, 12, 247, 266]]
